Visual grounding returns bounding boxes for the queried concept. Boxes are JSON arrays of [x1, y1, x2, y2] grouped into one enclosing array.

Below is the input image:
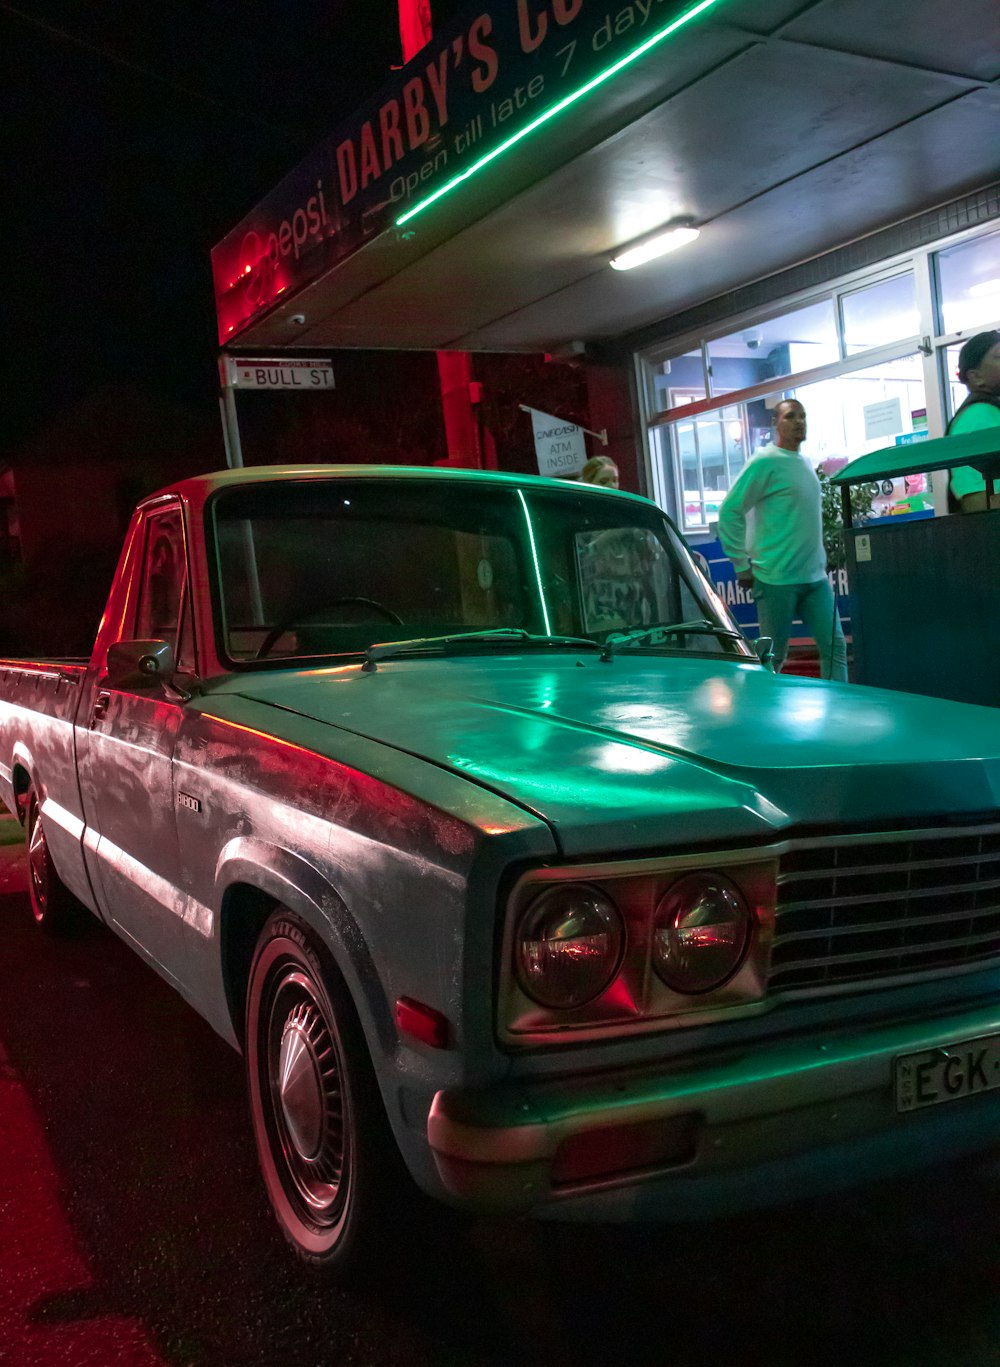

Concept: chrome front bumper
[[428, 1002, 1000, 1216]]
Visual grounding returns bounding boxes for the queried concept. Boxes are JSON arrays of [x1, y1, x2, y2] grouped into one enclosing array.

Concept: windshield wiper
[[600, 619, 746, 660], [362, 629, 603, 672]]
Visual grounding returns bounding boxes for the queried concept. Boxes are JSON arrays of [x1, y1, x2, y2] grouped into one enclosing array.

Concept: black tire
[[244, 910, 408, 1277], [22, 785, 84, 933]]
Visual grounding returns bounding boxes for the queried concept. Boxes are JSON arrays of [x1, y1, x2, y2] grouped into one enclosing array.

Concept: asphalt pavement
[[2, 842, 1000, 1366], [0, 813, 24, 850]]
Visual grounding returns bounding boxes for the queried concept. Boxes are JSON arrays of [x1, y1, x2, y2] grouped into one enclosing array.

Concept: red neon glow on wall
[[398, 0, 433, 63]]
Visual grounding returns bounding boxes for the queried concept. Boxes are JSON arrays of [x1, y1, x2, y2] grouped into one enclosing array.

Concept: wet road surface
[[2, 841, 1000, 1367]]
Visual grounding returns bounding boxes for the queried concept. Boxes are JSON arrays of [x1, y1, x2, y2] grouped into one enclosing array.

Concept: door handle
[[90, 690, 111, 727]]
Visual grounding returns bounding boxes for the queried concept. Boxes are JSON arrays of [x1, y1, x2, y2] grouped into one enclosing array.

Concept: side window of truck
[[135, 506, 195, 672]]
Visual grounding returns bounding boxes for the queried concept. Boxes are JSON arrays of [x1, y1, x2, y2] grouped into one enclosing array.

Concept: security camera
[[547, 339, 589, 362], [744, 330, 763, 351], [289, 313, 306, 326]]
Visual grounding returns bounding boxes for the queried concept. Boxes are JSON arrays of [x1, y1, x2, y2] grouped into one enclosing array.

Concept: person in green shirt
[[718, 399, 848, 681], [948, 329, 1000, 512]]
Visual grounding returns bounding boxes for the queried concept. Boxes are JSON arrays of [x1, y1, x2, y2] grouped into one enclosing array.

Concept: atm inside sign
[[226, 357, 334, 390]]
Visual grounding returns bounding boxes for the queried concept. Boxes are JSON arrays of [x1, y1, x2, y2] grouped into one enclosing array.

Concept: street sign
[[223, 356, 335, 390]]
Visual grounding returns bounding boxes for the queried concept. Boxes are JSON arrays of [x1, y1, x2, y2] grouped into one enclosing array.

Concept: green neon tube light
[[395, 0, 722, 228], [518, 489, 553, 636]]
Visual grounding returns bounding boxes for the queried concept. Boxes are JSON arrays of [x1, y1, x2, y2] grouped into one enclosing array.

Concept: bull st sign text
[[223, 357, 335, 391]]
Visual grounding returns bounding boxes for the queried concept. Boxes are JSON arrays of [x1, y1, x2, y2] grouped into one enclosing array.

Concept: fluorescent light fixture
[[968, 278, 1000, 298], [609, 223, 700, 271]]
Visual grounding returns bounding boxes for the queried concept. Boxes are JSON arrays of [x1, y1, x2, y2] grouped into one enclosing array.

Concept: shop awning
[[213, 0, 1000, 354], [831, 429, 1000, 485]]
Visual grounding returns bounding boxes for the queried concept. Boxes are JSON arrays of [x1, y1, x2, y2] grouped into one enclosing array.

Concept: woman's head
[[579, 456, 619, 488]]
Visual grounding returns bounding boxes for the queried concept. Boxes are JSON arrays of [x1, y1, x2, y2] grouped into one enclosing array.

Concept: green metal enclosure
[[847, 512, 1000, 707]]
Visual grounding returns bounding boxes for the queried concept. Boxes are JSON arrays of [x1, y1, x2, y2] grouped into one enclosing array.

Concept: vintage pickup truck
[[5, 463, 1000, 1274]]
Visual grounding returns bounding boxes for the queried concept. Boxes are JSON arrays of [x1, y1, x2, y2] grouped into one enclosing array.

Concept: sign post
[[219, 389, 244, 469]]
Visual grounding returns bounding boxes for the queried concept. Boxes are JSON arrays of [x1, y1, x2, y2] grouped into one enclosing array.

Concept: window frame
[[636, 218, 1000, 535], [132, 498, 197, 674]]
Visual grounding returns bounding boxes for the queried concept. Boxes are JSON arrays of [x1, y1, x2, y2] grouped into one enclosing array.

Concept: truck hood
[[220, 655, 1000, 855]]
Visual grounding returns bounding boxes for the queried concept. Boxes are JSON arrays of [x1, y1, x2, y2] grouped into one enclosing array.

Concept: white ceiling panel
[[455, 87, 1000, 349], [781, 0, 1000, 80]]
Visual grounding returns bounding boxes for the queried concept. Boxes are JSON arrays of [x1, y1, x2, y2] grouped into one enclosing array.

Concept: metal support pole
[[217, 359, 261, 626], [220, 382, 244, 469]]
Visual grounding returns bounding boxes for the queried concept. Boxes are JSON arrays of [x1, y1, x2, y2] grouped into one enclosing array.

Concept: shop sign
[[212, 0, 712, 343], [222, 357, 335, 390], [863, 397, 903, 441], [895, 407, 930, 447], [698, 538, 852, 638], [527, 408, 587, 476]]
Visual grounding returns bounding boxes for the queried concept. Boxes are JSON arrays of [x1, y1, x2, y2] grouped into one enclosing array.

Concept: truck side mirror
[[106, 639, 176, 690], [753, 636, 776, 672]]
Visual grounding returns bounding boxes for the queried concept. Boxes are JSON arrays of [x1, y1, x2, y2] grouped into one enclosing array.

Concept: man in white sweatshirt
[[718, 399, 848, 681]]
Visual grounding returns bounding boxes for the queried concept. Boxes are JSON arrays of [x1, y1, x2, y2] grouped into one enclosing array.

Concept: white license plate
[[895, 1033, 1000, 1112]]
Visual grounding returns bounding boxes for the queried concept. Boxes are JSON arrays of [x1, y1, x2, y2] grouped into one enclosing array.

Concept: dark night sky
[[1, 0, 468, 458]]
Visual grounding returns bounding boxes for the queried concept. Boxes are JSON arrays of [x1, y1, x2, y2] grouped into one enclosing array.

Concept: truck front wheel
[[23, 785, 83, 933], [244, 910, 406, 1277]]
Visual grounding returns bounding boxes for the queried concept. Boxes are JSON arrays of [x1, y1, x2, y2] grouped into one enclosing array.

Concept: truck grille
[[769, 824, 1000, 992]]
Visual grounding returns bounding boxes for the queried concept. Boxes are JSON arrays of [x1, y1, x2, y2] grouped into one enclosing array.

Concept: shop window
[[706, 300, 838, 391], [937, 230, 1000, 335], [772, 354, 929, 516], [943, 343, 969, 419], [840, 273, 918, 354], [670, 404, 748, 533], [647, 346, 704, 414], [642, 232, 1000, 534]]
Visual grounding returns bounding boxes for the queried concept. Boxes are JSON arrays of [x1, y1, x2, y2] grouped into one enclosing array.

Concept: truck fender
[[215, 836, 395, 1056]]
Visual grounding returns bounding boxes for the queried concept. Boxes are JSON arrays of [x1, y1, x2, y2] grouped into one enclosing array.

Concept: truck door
[[77, 499, 196, 982]]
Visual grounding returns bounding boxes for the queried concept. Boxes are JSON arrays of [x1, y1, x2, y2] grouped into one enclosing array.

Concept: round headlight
[[653, 873, 750, 994], [515, 884, 624, 1010]]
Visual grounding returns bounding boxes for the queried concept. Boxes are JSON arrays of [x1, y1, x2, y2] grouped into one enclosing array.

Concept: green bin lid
[[831, 426, 1000, 484]]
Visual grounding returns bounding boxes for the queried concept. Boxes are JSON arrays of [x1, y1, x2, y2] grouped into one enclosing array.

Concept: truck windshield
[[210, 478, 746, 665]]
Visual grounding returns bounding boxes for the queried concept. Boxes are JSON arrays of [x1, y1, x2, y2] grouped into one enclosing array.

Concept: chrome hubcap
[[28, 806, 48, 913], [278, 1005, 325, 1159], [267, 972, 347, 1221]]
